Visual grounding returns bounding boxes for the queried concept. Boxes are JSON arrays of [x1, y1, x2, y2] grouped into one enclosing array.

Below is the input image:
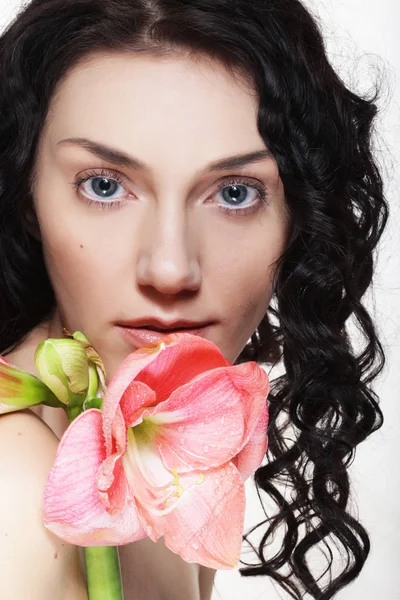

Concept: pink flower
[[43, 333, 270, 569]]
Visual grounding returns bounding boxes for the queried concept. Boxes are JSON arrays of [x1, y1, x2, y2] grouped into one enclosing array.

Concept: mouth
[[139, 325, 201, 332], [116, 324, 211, 347]]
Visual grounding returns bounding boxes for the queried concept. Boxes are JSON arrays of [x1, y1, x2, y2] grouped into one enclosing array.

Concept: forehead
[[44, 52, 264, 164]]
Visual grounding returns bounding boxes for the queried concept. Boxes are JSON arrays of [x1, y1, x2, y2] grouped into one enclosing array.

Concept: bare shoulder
[[0, 409, 62, 488], [0, 406, 58, 441], [0, 410, 88, 600]]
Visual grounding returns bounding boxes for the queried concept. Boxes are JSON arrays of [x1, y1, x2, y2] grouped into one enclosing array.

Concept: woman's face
[[32, 51, 290, 379]]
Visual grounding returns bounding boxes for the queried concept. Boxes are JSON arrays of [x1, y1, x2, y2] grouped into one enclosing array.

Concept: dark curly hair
[[0, 1, 389, 598]]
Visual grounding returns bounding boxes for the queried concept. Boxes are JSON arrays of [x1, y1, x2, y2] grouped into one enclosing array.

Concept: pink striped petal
[[119, 381, 157, 426], [122, 427, 180, 510], [232, 403, 269, 482], [139, 461, 245, 569], [143, 362, 269, 472], [102, 349, 164, 455], [43, 409, 147, 546], [96, 405, 129, 511], [111, 405, 127, 454], [134, 334, 230, 403]]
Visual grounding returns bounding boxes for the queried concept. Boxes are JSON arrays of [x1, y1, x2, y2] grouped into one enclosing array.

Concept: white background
[[0, 1, 399, 599]]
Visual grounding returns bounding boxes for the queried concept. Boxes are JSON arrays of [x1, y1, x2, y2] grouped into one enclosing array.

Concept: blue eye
[[72, 169, 270, 216], [71, 168, 127, 210], [213, 178, 270, 216], [79, 173, 126, 203], [89, 177, 121, 198]]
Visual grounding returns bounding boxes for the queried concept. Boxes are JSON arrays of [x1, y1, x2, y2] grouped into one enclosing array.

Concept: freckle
[[17, 432, 22, 436], [4, 533, 8, 536], [54, 552, 58, 559]]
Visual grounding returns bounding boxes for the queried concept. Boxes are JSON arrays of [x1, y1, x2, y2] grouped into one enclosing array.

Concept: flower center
[[133, 415, 160, 445]]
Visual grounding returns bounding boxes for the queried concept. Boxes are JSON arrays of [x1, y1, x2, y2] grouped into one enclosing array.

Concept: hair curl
[[0, 1, 389, 598]]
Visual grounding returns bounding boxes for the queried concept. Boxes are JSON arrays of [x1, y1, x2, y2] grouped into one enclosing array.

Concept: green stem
[[66, 405, 83, 424], [84, 547, 124, 600]]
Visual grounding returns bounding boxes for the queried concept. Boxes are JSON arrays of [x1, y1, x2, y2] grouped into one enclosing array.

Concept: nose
[[135, 205, 202, 296]]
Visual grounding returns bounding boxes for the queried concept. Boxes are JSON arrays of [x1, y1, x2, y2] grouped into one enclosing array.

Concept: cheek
[[38, 215, 117, 310], [222, 262, 272, 331], [35, 185, 129, 298], [210, 221, 285, 311]]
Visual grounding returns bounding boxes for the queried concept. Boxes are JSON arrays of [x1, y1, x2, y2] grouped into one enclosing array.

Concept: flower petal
[[122, 427, 179, 515], [95, 406, 127, 514], [146, 362, 269, 472], [139, 461, 245, 569], [232, 402, 269, 482], [135, 334, 231, 403], [119, 381, 157, 426], [43, 409, 147, 546]]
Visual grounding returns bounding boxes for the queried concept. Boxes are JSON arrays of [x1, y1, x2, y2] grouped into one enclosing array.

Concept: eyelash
[[71, 167, 269, 217]]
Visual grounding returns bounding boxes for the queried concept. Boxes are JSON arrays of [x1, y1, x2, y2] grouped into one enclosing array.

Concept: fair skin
[[2, 50, 291, 599]]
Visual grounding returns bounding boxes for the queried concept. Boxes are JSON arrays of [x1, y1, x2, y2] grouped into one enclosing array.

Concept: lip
[[116, 317, 211, 330], [117, 325, 211, 348]]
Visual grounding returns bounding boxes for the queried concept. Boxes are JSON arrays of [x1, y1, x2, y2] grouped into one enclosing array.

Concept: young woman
[[0, 0, 388, 598]]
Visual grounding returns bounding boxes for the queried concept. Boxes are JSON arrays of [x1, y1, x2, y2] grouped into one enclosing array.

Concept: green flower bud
[[34, 338, 90, 407], [34, 331, 106, 420], [0, 361, 61, 414]]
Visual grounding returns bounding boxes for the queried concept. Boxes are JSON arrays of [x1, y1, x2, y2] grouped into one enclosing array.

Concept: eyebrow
[[56, 137, 272, 173]]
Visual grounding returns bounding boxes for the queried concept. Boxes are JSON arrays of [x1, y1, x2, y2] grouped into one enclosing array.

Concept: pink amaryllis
[[43, 332, 270, 569]]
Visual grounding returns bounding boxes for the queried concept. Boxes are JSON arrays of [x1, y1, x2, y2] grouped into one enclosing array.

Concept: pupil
[[93, 177, 117, 197], [223, 185, 246, 205], [99, 179, 110, 191]]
